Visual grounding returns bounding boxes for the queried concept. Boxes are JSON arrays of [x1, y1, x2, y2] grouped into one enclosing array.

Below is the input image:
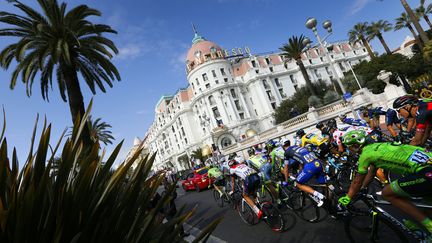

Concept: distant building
[[393, 36, 416, 58], [139, 29, 370, 171]]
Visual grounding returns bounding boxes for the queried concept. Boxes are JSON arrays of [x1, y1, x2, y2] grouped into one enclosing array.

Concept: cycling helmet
[[393, 95, 418, 109], [266, 139, 276, 149], [342, 130, 367, 145], [296, 129, 306, 138], [322, 126, 334, 136], [247, 148, 255, 156], [281, 138, 291, 147], [316, 121, 325, 130], [338, 114, 347, 120], [326, 118, 337, 129], [228, 153, 237, 160]]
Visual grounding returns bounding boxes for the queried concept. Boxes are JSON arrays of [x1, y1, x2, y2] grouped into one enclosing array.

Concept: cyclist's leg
[[296, 162, 315, 195], [243, 174, 262, 217], [383, 167, 432, 233]]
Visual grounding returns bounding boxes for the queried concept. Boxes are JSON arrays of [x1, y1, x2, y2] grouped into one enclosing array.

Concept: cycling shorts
[[243, 173, 261, 195], [296, 160, 326, 184], [214, 176, 226, 187], [390, 166, 432, 198], [259, 162, 272, 182]]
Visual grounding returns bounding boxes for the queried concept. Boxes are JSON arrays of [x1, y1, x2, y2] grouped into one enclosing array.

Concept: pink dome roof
[[186, 40, 223, 63]]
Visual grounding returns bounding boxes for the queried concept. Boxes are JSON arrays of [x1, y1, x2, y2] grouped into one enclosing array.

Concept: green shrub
[[308, 95, 322, 108], [0, 103, 220, 243], [323, 91, 339, 104]]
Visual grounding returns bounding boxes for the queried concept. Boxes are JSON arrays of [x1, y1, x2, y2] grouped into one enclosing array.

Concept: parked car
[[181, 167, 213, 192]]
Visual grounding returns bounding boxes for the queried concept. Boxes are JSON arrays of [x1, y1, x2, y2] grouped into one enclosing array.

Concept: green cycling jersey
[[248, 154, 268, 170], [270, 146, 285, 168], [357, 143, 432, 175], [208, 167, 223, 179]]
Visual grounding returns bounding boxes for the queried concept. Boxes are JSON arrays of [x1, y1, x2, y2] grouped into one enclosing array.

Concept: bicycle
[[212, 177, 233, 208], [343, 192, 432, 242], [236, 188, 285, 232]]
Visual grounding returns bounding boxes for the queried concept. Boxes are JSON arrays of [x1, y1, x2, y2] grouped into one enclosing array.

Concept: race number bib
[[409, 150, 431, 164]]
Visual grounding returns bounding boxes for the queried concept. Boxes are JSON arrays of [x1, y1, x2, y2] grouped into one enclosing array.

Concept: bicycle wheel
[[345, 199, 410, 243], [237, 199, 259, 225], [294, 193, 320, 223], [257, 185, 275, 204], [261, 201, 285, 232], [336, 167, 353, 192], [213, 189, 224, 207]]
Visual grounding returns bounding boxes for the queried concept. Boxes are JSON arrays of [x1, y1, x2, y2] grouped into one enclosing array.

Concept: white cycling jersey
[[229, 163, 255, 180]]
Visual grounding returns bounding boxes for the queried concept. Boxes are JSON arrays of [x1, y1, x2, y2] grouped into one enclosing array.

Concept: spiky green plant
[[0, 101, 220, 243]]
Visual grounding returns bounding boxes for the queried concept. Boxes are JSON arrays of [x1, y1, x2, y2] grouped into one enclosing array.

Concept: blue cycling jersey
[[385, 108, 401, 126], [367, 107, 387, 117], [284, 146, 319, 165], [342, 117, 369, 127]]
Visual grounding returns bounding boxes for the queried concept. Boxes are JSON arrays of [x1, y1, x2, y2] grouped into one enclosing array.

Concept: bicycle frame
[[355, 194, 430, 241]]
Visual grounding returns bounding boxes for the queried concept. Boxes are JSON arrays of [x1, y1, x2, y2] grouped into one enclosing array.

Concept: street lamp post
[[305, 17, 359, 118]]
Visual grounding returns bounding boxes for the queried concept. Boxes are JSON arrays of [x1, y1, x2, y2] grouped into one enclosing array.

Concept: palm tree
[[348, 22, 376, 59], [400, 0, 429, 43], [0, 0, 120, 147], [415, 4, 432, 29], [88, 116, 114, 145], [279, 35, 316, 96], [395, 12, 424, 49], [367, 20, 393, 54]]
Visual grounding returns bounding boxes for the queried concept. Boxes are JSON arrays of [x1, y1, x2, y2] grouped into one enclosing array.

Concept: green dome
[[192, 32, 205, 44]]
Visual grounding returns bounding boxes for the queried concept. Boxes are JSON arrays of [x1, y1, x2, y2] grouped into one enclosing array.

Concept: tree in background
[[87, 116, 115, 146], [415, 3, 432, 29], [280, 35, 316, 96], [395, 12, 423, 48], [400, 0, 429, 43], [274, 80, 338, 124], [348, 22, 376, 59], [0, 0, 121, 147], [367, 20, 393, 54]]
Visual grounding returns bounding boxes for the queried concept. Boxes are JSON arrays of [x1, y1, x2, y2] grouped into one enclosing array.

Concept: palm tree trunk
[[407, 24, 424, 49], [377, 34, 392, 54], [401, 0, 429, 43], [360, 36, 375, 59], [62, 62, 93, 148], [424, 16, 432, 29], [296, 59, 316, 96]]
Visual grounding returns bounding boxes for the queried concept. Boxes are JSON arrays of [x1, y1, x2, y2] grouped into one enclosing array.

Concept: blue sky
[[0, 0, 429, 166]]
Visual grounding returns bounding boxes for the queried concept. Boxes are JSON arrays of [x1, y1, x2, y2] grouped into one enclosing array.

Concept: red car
[[181, 167, 213, 192]]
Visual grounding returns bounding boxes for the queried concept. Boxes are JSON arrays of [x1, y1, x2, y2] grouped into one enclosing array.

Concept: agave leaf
[[0, 106, 5, 142], [33, 123, 51, 187], [73, 98, 93, 148], [25, 113, 39, 163]]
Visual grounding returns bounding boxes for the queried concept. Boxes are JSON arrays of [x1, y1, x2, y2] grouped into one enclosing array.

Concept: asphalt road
[[176, 187, 350, 243]]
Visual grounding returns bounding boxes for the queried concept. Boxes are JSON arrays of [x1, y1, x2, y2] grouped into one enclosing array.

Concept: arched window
[[208, 95, 216, 106]]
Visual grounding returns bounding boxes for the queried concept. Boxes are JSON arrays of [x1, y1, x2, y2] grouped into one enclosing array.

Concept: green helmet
[[342, 130, 367, 146]]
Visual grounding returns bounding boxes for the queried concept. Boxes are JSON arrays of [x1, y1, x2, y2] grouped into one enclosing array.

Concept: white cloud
[[349, 0, 373, 16], [116, 44, 142, 60], [136, 110, 149, 115]]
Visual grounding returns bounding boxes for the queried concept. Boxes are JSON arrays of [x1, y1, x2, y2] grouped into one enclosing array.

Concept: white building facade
[[141, 30, 370, 171]]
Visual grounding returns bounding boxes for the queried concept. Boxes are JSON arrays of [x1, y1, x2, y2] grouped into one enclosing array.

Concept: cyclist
[[229, 161, 263, 219], [267, 139, 285, 172], [338, 132, 432, 236], [296, 129, 329, 159], [207, 165, 225, 196], [284, 145, 326, 207], [338, 114, 369, 127], [359, 106, 387, 129], [327, 124, 371, 153], [247, 142, 279, 201], [393, 95, 432, 146]]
